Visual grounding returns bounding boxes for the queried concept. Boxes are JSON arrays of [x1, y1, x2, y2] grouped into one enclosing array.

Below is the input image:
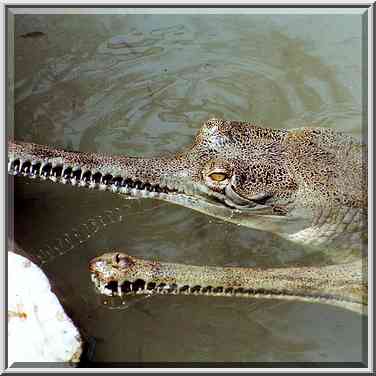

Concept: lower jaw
[[92, 276, 365, 315]]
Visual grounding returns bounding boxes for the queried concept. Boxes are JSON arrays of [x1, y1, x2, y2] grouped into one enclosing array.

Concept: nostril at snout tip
[[88, 260, 98, 272]]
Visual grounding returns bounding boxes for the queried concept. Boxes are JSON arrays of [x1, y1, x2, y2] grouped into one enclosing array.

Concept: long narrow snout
[[8, 140, 184, 198], [89, 252, 367, 315]]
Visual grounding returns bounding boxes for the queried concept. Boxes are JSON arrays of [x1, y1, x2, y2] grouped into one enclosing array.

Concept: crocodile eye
[[209, 172, 228, 182], [115, 254, 121, 263]]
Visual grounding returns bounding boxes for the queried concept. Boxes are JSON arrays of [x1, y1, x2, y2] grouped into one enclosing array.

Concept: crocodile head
[[8, 119, 367, 246], [88, 251, 367, 314]]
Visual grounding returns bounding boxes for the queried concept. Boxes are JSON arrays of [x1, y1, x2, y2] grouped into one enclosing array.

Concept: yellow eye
[[209, 172, 228, 182]]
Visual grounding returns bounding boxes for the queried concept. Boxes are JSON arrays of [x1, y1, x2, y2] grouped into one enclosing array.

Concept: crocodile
[[8, 119, 368, 312], [89, 252, 367, 315]]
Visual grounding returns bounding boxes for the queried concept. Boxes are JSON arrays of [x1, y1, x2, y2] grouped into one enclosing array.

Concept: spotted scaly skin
[[8, 119, 367, 311], [8, 119, 367, 249], [89, 252, 367, 315]]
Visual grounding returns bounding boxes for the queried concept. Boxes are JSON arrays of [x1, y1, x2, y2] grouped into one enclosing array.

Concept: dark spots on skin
[[271, 205, 288, 215]]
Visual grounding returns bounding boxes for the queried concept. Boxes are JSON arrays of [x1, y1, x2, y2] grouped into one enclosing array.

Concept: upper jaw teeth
[[8, 158, 180, 196]]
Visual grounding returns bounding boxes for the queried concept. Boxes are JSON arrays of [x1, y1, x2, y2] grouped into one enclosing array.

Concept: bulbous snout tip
[[88, 259, 97, 273], [88, 257, 106, 273]]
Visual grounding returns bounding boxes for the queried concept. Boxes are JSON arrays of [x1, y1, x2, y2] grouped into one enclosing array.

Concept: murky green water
[[10, 10, 367, 364]]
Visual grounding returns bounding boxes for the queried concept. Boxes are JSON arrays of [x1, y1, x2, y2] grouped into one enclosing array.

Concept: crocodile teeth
[[9, 157, 180, 199], [111, 185, 119, 193], [120, 186, 130, 194]]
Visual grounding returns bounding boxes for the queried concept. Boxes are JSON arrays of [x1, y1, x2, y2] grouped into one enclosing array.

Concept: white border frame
[[1, 0, 373, 373]]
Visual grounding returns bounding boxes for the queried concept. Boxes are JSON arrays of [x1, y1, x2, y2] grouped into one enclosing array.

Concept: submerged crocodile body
[[8, 119, 368, 313]]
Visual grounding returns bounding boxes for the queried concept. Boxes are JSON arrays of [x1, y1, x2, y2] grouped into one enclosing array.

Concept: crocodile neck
[[286, 204, 367, 249]]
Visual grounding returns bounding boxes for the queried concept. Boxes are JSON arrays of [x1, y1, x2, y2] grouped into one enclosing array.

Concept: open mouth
[[90, 273, 273, 298]]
